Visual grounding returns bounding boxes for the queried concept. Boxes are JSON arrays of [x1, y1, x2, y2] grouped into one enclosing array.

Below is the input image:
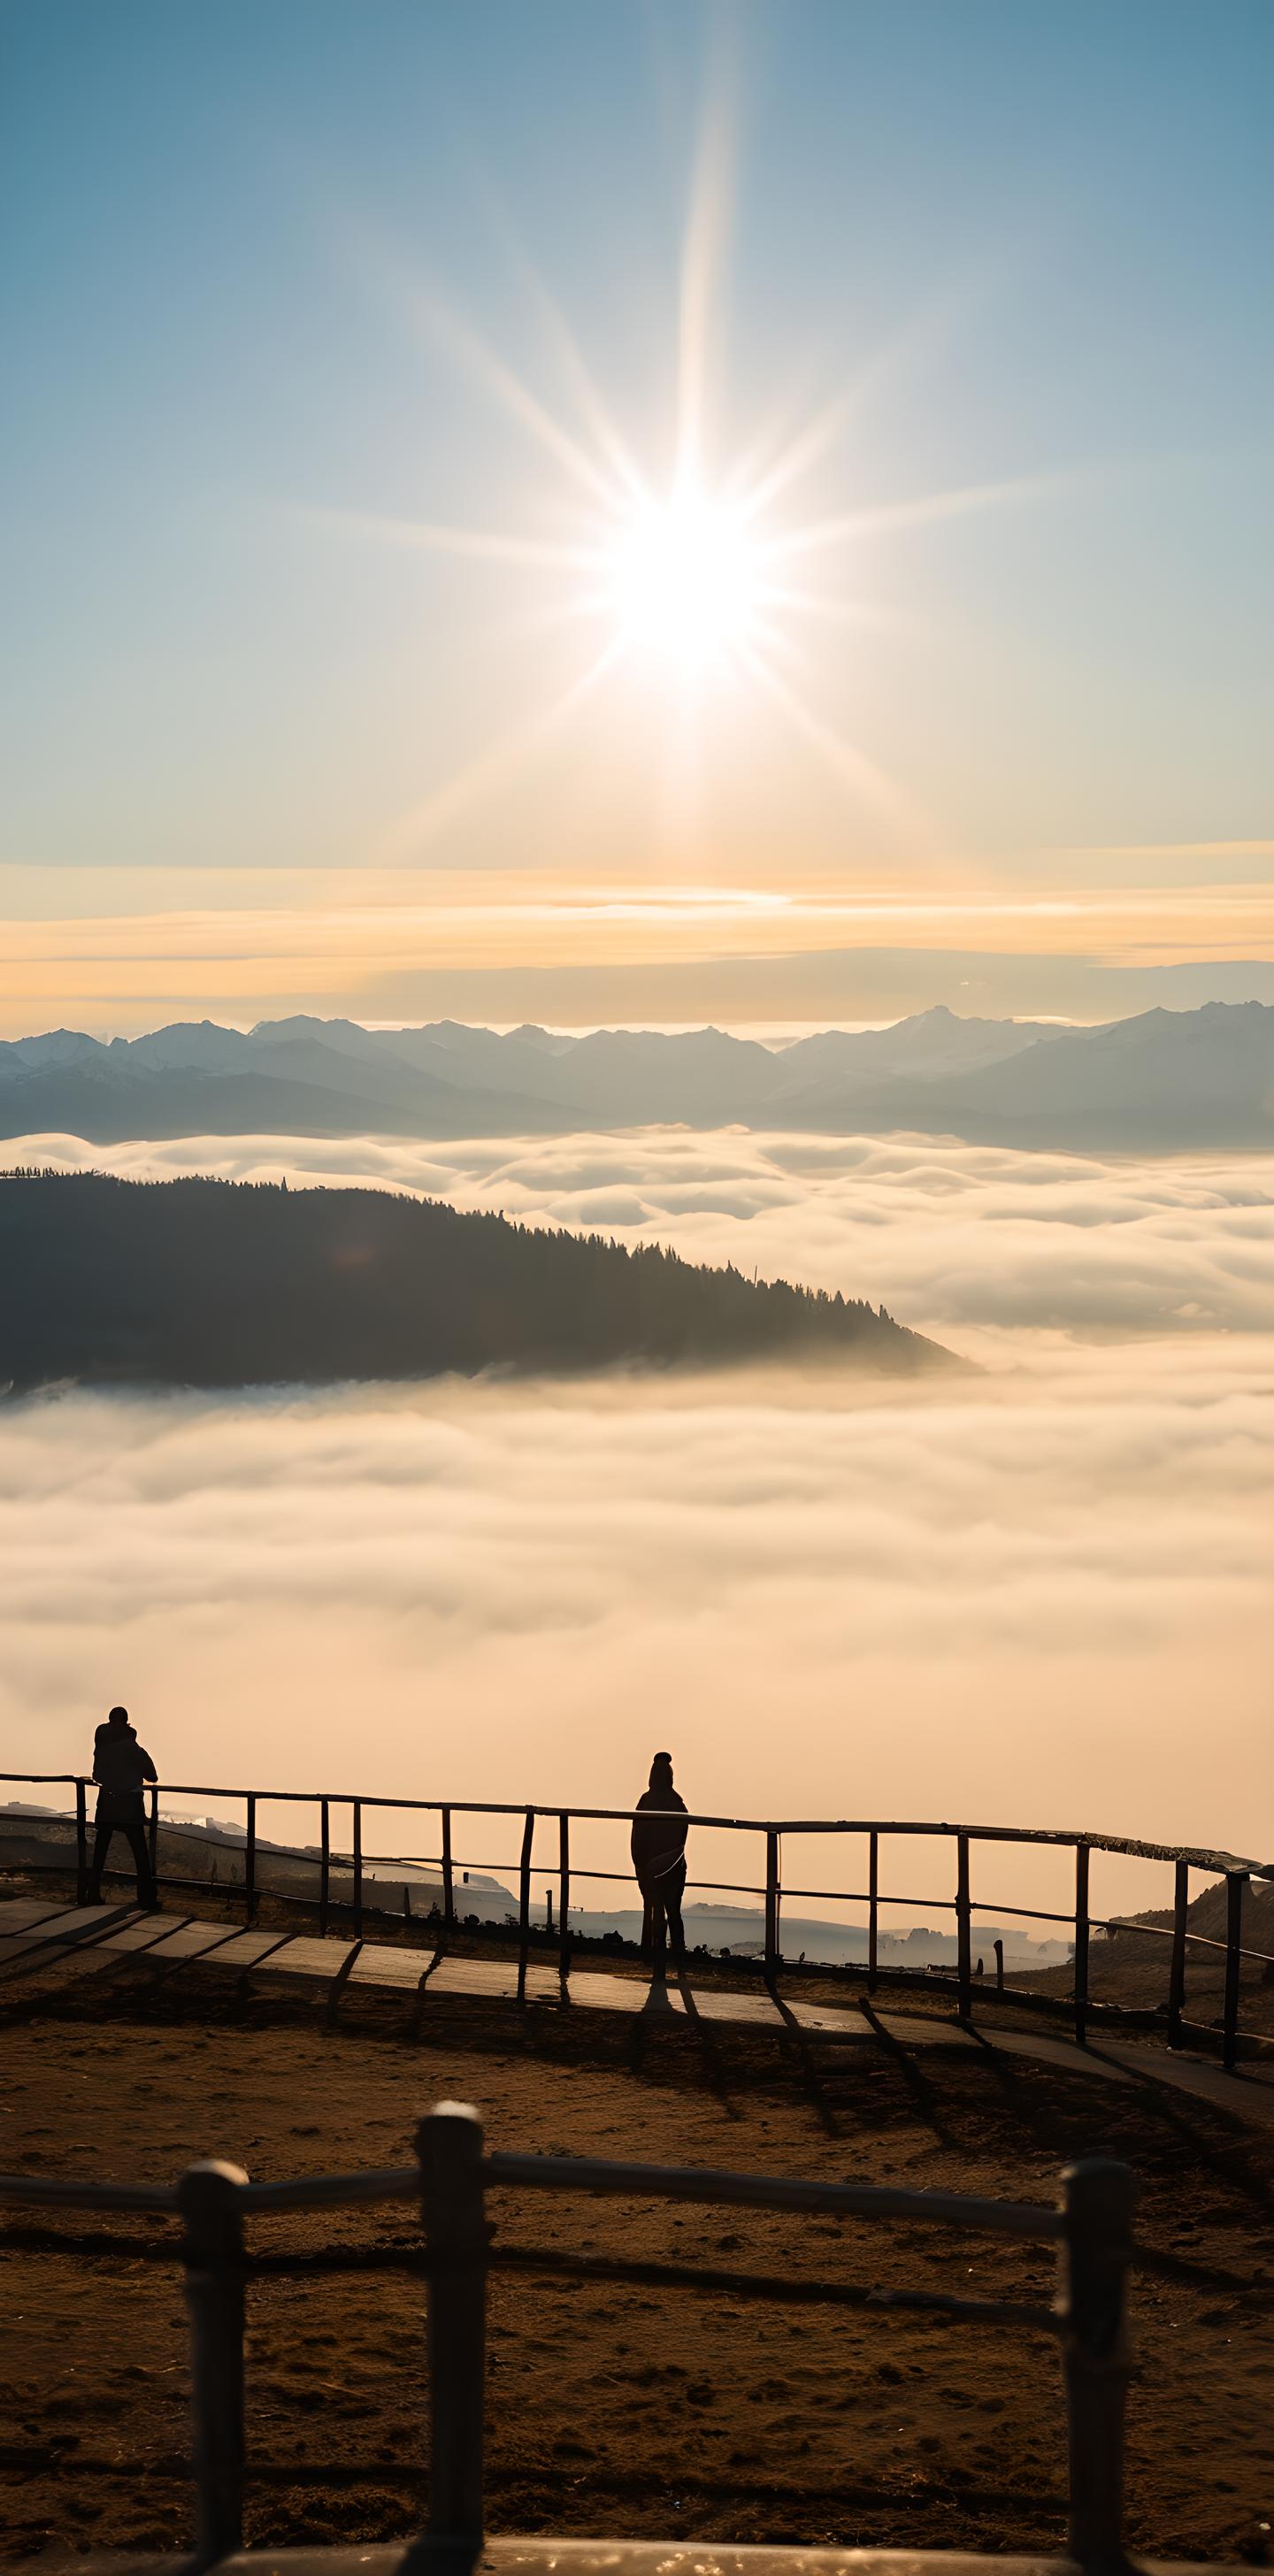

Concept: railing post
[[557, 1812, 571, 1979], [148, 1782, 159, 1892], [402, 2102, 487, 2576], [1167, 1857, 1188, 2045], [74, 1778, 88, 1905], [353, 1801, 364, 1940], [319, 1798, 330, 1938], [244, 1795, 256, 1926], [1059, 2158, 1134, 2574], [867, 1829, 879, 1993], [441, 1807, 455, 1931], [1223, 1872, 1247, 2072], [1074, 1841, 1090, 2048], [518, 1808, 533, 1953], [764, 1828, 779, 1980], [179, 2158, 249, 2570], [956, 1832, 972, 2020], [994, 1936, 1005, 1992]]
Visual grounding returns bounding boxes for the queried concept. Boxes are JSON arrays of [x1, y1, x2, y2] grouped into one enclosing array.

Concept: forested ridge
[[0, 1171, 946, 1389]]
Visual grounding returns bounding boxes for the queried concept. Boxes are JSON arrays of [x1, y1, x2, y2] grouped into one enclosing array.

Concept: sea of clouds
[[8, 1126, 1273, 1345], [3, 1128, 1271, 1909]]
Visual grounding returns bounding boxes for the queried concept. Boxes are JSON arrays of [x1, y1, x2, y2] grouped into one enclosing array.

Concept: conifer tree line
[[0, 1171, 943, 1388]]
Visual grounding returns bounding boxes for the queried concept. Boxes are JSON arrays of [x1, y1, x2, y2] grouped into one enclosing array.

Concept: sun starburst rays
[[324, 115, 1055, 862]]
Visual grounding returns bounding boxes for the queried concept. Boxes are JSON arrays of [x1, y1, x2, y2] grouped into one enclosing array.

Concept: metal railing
[[0, 2108, 1137, 2574], [4, 1771, 1273, 2069]]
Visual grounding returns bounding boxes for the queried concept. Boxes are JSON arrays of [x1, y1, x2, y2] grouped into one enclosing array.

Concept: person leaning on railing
[[85, 1705, 158, 1910], [631, 1749, 688, 1965]]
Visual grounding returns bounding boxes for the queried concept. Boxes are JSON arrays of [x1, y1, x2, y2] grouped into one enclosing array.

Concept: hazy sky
[[2, 0, 1271, 1030]]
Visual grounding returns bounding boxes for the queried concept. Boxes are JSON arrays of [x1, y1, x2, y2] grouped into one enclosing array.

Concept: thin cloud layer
[[2, 1344, 1270, 1916], [9, 1127, 1273, 1338]]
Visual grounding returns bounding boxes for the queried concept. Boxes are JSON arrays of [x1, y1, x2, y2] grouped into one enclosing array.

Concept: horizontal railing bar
[[0, 2154, 1061, 2235], [10, 1859, 1272, 1971], [780, 1887, 957, 1913], [243, 2167, 416, 2211], [4, 1775, 1270, 1879], [0, 2173, 180, 2212], [482, 2150, 1063, 2237], [1094, 1918, 1274, 1967]]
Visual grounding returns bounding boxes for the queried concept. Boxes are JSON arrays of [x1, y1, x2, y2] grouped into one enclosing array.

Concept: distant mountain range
[[2, 999, 1272, 1148], [0, 1172, 946, 1390]]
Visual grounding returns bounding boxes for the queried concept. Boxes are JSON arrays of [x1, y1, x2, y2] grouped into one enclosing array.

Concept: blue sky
[[1, 0, 1270, 1029]]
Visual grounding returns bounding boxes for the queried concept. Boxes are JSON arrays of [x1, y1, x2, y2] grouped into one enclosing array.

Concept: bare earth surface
[[1, 1924, 1272, 2568]]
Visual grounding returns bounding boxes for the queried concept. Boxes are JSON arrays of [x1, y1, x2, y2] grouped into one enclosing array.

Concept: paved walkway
[[4, 1894, 1272, 2129]]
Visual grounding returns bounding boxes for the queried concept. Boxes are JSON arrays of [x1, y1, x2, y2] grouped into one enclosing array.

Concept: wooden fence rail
[[0, 2113, 1136, 2576], [4, 1772, 1273, 2070]]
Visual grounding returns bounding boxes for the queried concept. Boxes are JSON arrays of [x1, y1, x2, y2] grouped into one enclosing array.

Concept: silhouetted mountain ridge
[[2, 1000, 1270, 1146], [0, 1171, 948, 1391]]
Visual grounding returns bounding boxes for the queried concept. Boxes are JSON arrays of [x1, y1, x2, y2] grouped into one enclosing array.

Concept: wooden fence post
[[868, 1830, 879, 1993], [74, 1779, 88, 1905], [1166, 1857, 1188, 2045], [1073, 1842, 1091, 2048], [402, 2102, 488, 2576], [244, 1796, 256, 1926], [441, 1808, 455, 1931], [764, 1829, 780, 1980], [956, 1833, 972, 2020], [179, 2158, 249, 2569], [518, 1808, 533, 1954], [557, 1812, 571, 1978], [1059, 2158, 1133, 2574], [1223, 1873, 1247, 2072], [319, 1798, 330, 1938], [353, 1801, 364, 1940]]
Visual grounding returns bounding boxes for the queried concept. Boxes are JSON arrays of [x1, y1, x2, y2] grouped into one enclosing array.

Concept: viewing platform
[[4, 1892, 1273, 2130]]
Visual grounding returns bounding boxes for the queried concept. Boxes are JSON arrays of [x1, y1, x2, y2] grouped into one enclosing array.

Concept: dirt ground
[[1, 1930, 1272, 2567]]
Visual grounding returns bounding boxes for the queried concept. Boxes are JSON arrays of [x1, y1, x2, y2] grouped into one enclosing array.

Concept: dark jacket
[[93, 1723, 157, 1820], [631, 1785, 688, 1890]]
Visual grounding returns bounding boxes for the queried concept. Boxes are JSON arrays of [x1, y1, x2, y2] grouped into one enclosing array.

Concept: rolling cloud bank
[[3, 1123, 1271, 1896], [2, 1344, 1270, 1912], [10, 1126, 1273, 1342]]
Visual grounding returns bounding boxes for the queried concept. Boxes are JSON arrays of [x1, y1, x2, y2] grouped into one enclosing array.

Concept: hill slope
[[0, 1171, 947, 1390]]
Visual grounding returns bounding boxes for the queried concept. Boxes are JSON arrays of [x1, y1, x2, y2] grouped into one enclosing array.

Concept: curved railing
[[3, 1769, 1272, 2067]]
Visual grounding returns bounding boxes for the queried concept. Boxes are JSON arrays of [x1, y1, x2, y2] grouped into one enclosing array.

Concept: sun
[[605, 490, 761, 673], [325, 124, 1053, 847]]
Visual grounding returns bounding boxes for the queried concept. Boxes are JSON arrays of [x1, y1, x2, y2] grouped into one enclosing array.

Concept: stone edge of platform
[[3, 2545, 1254, 2576]]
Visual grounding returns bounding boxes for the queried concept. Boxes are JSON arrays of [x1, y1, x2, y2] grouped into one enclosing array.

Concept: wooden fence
[[4, 1770, 1274, 2069], [0, 2108, 1139, 2575]]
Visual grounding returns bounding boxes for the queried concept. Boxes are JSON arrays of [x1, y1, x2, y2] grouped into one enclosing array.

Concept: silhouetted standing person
[[86, 1706, 157, 1908], [631, 1751, 688, 1967]]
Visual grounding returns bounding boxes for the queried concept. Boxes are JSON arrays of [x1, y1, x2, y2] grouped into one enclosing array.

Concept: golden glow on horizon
[[1, 872, 1270, 1024]]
